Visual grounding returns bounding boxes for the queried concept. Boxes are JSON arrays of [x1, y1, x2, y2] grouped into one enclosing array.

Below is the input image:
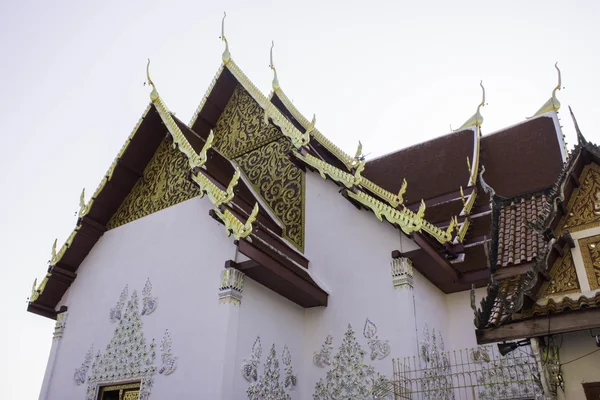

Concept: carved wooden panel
[[213, 84, 283, 159], [234, 137, 305, 251], [537, 245, 580, 297], [578, 234, 600, 290], [558, 163, 600, 233], [107, 137, 201, 229]]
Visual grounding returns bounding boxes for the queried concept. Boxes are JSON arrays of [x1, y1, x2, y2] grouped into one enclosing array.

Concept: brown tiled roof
[[528, 291, 600, 317], [365, 116, 564, 207], [488, 276, 523, 326], [364, 129, 475, 204], [480, 116, 564, 198], [496, 195, 549, 268]]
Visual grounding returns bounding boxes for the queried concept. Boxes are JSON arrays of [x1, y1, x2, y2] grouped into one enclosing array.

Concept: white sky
[[1, 0, 599, 398]]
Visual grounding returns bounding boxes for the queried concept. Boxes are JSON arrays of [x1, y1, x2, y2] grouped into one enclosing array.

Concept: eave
[[476, 307, 600, 344]]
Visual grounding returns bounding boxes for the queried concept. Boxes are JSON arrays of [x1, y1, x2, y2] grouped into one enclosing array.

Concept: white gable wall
[[45, 196, 238, 399]]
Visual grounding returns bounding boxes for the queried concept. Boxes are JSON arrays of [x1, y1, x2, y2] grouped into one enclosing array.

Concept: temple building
[[27, 15, 597, 400]]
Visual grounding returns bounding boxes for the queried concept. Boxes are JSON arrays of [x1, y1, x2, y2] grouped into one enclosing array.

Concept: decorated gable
[[536, 244, 580, 297], [107, 137, 201, 229], [558, 163, 600, 233], [213, 84, 305, 251]]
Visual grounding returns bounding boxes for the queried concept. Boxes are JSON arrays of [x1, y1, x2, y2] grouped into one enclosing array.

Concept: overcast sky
[[1, 0, 599, 398]]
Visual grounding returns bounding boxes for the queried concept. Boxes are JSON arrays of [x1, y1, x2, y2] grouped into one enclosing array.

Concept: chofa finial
[[146, 59, 158, 101], [220, 12, 231, 63], [269, 41, 280, 91], [532, 62, 562, 117], [456, 80, 486, 131]]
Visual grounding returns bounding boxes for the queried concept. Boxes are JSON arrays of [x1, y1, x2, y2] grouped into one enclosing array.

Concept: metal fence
[[389, 345, 545, 400]]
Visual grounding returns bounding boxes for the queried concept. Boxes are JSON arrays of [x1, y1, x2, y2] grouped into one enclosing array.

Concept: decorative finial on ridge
[[456, 80, 486, 131], [532, 62, 562, 117], [146, 59, 159, 102], [50, 239, 57, 263], [78, 188, 87, 218], [569, 106, 587, 146], [269, 41, 280, 91], [220, 12, 231, 63]]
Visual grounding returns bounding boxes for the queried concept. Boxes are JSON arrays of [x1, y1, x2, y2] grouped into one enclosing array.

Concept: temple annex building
[[28, 15, 600, 400]]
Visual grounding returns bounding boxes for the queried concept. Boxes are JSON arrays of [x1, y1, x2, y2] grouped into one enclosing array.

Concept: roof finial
[[146, 59, 159, 101], [269, 41, 280, 91], [569, 106, 587, 146], [220, 12, 231, 63], [456, 81, 486, 130], [532, 62, 562, 116]]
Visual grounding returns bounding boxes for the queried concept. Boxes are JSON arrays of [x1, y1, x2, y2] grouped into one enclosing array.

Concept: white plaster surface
[[42, 170, 495, 399], [44, 196, 238, 399], [557, 330, 600, 400]]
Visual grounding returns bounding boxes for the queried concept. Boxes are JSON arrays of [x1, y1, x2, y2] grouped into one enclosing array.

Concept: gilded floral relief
[[558, 163, 600, 233], [578, 234, 600, 290], [107, 137, 201, 230]]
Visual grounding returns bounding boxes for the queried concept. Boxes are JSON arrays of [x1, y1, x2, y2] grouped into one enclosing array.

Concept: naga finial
[[220, 12, 231, 63], [78, 188, 87, 218], [269, 41, 280, 91], [50, 239, 57, 263], [146, 59, 159, 101], [532, 62, 562, 117], [354, 141, 363, 161], [456, 81, 486, 130]]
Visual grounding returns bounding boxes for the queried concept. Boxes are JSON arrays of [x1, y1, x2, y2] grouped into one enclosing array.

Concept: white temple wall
[[232, 278, 305, 399], [303, 172, 445, 390], [44, 196, 238, 399], [445, 287, 487, 350], [557, 330, 600, 400]]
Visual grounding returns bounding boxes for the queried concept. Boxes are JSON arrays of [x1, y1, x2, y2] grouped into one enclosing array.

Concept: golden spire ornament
[[457, 81, 486, 130], [220, 12, 231, 63], [146, 59, 158, 102], [532, 62, 562, 117], [269, 41, 280, 91]]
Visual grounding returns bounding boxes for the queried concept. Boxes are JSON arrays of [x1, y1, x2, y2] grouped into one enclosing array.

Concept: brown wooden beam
[[492, 263, 535, 280], [27, 302, 60, 320], [411, 232, 458, 283], [406, 186, 475, 212], [237, 239, 327, 307], [458, 268, 490, 284], [476, 307, 600, 344], [569, 170, 581, 188]]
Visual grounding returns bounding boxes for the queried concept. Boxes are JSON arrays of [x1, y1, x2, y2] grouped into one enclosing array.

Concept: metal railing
[[387, 345, 545, 400]]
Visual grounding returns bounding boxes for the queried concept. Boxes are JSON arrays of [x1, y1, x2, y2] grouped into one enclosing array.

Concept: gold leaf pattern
[[537, 246, 580, 297], [213, 84, 282, 159], [558, 163, 600, 233], [107, 137, 201, 229], [578, 234, 600, 290], [234, 138, 305, 251]]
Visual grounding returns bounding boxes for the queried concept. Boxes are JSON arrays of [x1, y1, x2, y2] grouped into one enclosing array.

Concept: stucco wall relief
[[313, 334, 333, 368], [73, 280, 177, 399], [242, 337, 298, 398], [73, 345, 94, 385], [313, 324, 391, 400], [363, 318, 391, 360], [109, 285, 128, 323]]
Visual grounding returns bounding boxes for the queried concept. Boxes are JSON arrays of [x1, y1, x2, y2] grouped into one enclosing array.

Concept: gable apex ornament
[[220, 12, 231, 63], [269, 41, 280, 91], [533, 62, 562, 117], [456, 80, 486, 130]]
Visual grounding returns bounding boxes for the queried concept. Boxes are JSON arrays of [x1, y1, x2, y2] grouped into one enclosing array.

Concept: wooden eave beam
[[236, 238, 327, 308], [27, 302, 59, 320], [492, 263, 535, 280], [476, 307, 600, 344], [458, 268, 490, 284], [406, 186, 476, 212], [411, 232, 459, 284]]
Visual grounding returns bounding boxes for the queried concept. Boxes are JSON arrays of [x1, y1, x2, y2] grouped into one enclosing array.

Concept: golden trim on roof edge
[[293, 151, 456, 244], [147, 60, 257, 241]]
